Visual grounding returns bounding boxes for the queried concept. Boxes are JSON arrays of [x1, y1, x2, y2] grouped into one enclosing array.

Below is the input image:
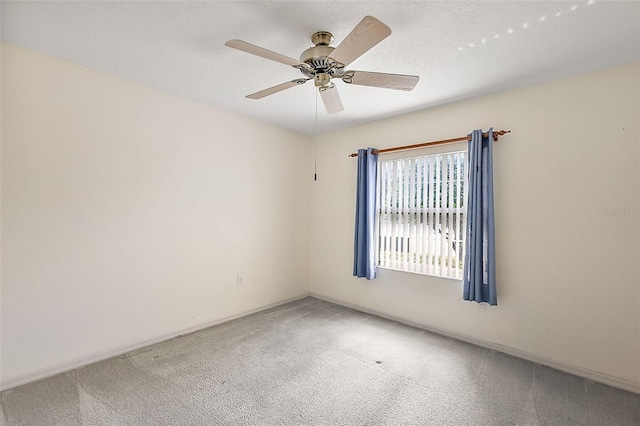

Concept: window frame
[[375, 147, 469, 280]]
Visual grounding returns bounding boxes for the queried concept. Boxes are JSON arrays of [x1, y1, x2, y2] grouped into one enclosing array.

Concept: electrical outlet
[[236, 275, 243, 286]]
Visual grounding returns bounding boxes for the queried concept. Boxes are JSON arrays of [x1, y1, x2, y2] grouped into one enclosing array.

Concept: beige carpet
[[1, 297, 639, 425]]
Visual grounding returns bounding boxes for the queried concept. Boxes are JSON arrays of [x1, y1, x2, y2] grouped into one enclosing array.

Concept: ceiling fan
[[225, 16, 419, 114]]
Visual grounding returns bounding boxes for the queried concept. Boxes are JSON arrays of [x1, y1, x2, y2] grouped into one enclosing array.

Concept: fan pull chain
[[314, 88, 318, 181]]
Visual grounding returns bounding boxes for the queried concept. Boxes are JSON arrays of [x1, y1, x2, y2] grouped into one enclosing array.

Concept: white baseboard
[[310, 292, 640, 395], [0, 293, 310, 391], [5, 292, 637, 395]]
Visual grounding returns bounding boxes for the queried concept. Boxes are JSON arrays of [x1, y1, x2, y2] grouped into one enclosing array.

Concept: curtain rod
[[348, 130, 511, 157]]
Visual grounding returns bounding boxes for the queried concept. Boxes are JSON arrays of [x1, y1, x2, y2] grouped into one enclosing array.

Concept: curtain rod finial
[[492, 129, 511, 141]]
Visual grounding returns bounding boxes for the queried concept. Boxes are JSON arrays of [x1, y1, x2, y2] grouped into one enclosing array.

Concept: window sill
[[376, 266, 463, 282]]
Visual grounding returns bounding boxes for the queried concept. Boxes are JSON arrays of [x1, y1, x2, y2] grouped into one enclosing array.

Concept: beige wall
[[310, 62, 640, 390], [1, 43, 311, 387]]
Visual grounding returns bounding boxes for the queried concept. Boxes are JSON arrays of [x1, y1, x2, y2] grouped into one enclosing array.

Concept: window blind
[[376, 151, 467, 278]]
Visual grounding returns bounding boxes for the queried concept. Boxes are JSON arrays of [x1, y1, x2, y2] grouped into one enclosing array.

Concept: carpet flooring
[[1, 297, 639, 425]]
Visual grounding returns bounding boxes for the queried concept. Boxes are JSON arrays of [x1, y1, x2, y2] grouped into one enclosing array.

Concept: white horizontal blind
[[376, 151, 467, 279]]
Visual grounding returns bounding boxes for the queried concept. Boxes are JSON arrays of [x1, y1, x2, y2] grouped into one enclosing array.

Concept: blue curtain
[[353, 147, 378, 280], [463, 128, 497, 305]]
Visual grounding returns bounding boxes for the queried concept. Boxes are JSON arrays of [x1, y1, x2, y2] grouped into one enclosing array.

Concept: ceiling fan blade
[[247, 79, 309, 99], [342, 71, 419, 91], [330, 16, 391, 67], [225, 39, 304, 67], [319, 84, 344, 114]]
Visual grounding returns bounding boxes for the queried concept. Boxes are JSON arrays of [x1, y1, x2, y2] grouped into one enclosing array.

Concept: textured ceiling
[[2, 1, 639, 135]]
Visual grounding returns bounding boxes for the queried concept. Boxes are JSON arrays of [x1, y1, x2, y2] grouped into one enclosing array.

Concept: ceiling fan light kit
[[225, 16, 419, 114]]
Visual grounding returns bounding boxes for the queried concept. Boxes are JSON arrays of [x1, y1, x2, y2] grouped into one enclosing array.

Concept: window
[[376, 150, 467, 279]]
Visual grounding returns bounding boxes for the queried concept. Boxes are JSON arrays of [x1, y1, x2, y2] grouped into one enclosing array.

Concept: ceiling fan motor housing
[[299, 31, 345, 86], [300, 45, 335, 71]]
